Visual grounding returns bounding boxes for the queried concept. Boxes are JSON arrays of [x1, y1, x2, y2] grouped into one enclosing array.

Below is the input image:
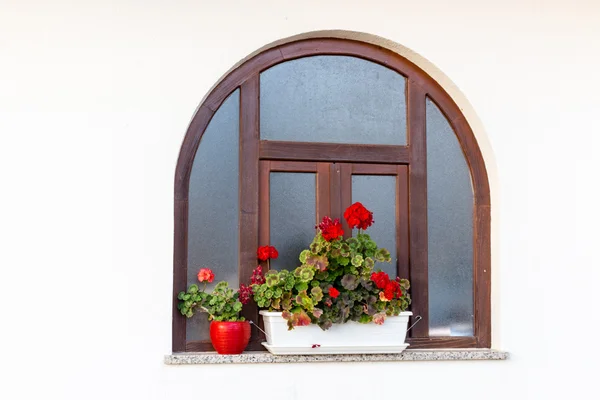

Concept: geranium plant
[[244, 202, 411, 330], [177, 268, 245, 321]]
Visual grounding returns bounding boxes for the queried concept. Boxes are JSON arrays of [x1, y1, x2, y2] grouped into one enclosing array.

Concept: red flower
[[257, 246, 271, 261], [257, 245, 278, 261], [343, 202, 374, 230], [382, 281, 402, 301], [239, 284, 253, 305], [393, 282, 402, 298], [317, 216, 344, 241], [328, 287, 340, 298], [250, 265, 265, 285], [371, 271, 390, 289], [383, 283, 395, 301], [197, 268, 215, 283]]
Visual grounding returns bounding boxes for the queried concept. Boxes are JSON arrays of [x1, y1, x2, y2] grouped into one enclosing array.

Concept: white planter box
[[260, 310, 413, 355]]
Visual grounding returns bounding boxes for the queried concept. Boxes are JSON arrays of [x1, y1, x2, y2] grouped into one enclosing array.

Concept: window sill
[[164, 349, 508, 365]]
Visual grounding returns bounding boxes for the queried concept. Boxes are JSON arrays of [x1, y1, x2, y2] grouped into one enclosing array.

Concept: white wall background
[[1, 0, 599, 399]]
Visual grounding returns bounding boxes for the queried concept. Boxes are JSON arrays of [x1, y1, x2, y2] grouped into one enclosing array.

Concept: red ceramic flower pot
[[209, 321, 251, 354]]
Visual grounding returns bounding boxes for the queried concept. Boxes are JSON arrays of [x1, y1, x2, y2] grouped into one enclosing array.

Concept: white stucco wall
[[2, 1, 599, 399]]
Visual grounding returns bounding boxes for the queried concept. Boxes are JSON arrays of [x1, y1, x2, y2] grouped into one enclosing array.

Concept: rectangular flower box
[[260, 310, 413, 355]]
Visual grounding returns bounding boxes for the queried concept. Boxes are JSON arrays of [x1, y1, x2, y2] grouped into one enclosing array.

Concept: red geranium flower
[[257, 246, 271, 261], [382, 281, 402, 301], [197, 268, 215, 283], [383, 283, 395, 301], [343, 202, 374, 230], [371, 271, 390, 289], [328, 287, 340, 298], [317, 216, 344, 241], [269, 246, 279, 259], [257, 245, 278, 261]]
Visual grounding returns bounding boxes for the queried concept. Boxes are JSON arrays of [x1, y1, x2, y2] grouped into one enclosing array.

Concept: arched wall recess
[[173, 33, 492, 352]]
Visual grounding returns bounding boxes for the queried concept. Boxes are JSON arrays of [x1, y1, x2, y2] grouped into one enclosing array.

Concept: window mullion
[[239, 75, 262, 349], [316, 163, 331, 223], [407, 79, 430, 338]]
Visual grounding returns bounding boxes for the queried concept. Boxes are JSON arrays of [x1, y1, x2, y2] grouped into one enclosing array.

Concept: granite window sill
[[164, 349, 508, 365]]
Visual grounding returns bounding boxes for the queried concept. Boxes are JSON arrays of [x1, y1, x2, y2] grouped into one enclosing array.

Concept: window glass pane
[[426, 98, 474, 336], [260, 56, 406, 145], [270, 172, 316, 270], [187, 90, 240, 341], [352, 175, 397, 277]]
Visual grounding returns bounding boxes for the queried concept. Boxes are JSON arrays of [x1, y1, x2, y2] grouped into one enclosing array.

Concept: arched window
[[173, 37, 491, 352]]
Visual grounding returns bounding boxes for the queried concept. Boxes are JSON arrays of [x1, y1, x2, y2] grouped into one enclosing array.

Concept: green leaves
[[310, 286, 323, 303], [340, 243, 351, 257], [299, 250, 310, 263], [271, 298, 281, 309], [351, 254, 364, 267], [309, 242, 321, 254], [398, 278, 410, 291], [283, 276, 295, 291], [295, 291, 314, 311], [266, 274, 280, 287], [341, 274, 359, 290], [281, 292, 292, 310], [374, 248, 391, 262], [294, 266, 315, 282], [315, 270, 329, 281], [306, 254, 329, 271], [177, 280, 245, 322], [233, 301, 242, 312]]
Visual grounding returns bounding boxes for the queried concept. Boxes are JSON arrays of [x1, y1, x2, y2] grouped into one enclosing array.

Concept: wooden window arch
[[173, 38, 491, 352]]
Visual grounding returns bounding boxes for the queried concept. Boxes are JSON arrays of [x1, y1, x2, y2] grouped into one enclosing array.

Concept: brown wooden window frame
[[173, 37, 491, 352]]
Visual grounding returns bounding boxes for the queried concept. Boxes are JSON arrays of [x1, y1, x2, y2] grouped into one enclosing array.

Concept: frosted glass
[[260, 56, 406, 145], [186, 90, 240, 341], [352, 175, 397, 277], [426, 98, 474, 336], [270, 173, 316, 270]]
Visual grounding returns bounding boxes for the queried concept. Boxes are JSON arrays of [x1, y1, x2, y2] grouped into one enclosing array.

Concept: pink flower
[[373, 312, 386, 325]]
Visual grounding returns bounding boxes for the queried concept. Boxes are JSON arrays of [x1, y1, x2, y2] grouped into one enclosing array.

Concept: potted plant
[[177, 268, 250, 354], [241, 202, 412, 355]]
